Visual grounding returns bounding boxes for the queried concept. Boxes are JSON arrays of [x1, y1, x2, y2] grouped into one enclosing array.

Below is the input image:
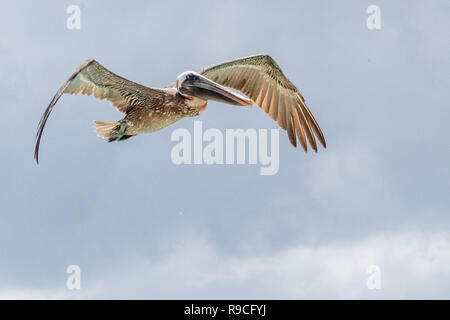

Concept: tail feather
[[93, 120, 134, 142], [93, 120, 118, 139]]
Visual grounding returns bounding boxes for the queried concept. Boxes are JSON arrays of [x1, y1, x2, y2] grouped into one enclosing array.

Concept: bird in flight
[[35, 54, 326, 164]]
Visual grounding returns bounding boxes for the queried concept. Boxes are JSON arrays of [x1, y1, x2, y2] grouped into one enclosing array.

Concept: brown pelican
[[35, 54, 326, 163]]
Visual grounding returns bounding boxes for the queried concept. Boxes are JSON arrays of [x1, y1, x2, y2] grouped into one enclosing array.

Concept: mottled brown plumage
[[35, 54, 326, 164]]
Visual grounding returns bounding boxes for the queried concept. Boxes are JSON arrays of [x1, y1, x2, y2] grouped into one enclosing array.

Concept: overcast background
[[0, 0, 449, 299]]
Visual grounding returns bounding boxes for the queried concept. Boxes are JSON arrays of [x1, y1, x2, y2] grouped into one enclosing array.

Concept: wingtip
[[34, 144, 40, 165], [300, 143, 307, 152]]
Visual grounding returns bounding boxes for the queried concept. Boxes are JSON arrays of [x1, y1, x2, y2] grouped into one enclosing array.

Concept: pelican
[[35, 54, 326, 163]]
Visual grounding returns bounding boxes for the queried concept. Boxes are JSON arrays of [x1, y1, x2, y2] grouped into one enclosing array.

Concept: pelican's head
[[176, 71, 252, 106]]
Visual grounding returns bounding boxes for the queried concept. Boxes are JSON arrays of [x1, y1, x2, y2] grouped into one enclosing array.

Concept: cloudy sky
[[0, 0, 449, 299]]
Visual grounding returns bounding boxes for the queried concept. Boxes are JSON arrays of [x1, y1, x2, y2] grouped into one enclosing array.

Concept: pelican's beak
[[178, 72, 253, 106]]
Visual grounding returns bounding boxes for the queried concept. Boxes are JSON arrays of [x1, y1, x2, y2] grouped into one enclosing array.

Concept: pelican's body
[[35, 54, 326, 163], [95, 87, 207, 140], [125, 87, 206, 134]]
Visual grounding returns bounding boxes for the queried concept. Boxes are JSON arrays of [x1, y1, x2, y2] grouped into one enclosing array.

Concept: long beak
[[181, 73, 253, 106]]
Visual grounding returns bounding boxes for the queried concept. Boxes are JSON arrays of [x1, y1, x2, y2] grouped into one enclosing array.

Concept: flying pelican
[[35, 54, 326, 163]]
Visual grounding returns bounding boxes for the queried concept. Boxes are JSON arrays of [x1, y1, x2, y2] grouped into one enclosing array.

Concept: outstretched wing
[[35, 59, 157, 164], [198, 54, 326, 151]]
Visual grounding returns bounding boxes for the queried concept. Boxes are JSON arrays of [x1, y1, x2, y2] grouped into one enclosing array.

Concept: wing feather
[[254, 80, 268, 107], [261, 84, 273, 114], [297, 101, 317, 152], [199, 54, 326, 151], [278, 93, 288, 130], [269, 87, 279, 120], [286, 111, 297, 147], [293, 107, 308, 151], [35, 59, 158, 164]]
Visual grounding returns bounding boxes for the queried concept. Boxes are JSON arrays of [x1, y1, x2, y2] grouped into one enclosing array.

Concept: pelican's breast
[[126, 89, 206, 135]]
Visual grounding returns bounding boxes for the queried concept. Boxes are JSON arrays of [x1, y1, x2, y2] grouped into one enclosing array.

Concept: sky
[[0, 0, 449, 299]]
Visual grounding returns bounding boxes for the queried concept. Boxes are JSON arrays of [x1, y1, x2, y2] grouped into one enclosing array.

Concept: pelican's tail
[[94, 120, 117, 138], [93, 120, 133, 142]]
